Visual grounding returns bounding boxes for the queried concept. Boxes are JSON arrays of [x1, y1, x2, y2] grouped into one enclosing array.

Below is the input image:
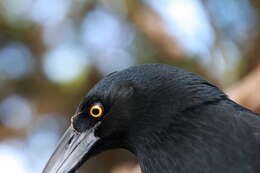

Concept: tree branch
[[226, 64, 260, 113]]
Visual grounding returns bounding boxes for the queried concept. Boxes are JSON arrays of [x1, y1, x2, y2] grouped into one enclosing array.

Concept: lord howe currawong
[[43, 64, 260, 173]]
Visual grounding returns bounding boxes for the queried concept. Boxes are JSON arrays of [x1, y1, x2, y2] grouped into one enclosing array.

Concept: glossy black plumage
[[43, 64, 260, 173]]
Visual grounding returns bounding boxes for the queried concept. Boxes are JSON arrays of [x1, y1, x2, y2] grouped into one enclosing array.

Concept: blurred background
[[0, 0, 260, 172]]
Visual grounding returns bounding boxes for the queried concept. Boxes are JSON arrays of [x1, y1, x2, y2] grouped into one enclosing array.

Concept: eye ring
[[89, 103, 104, 118]]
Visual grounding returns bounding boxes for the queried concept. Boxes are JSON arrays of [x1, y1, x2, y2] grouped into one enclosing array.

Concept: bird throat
[[134, 135, 248, 173], [134, 137, 204, 173]]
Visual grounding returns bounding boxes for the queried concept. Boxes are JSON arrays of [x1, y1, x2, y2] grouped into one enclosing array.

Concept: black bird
[[43, 64, 260, 173]]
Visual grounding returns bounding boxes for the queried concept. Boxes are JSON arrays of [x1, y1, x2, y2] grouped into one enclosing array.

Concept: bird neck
[[134, 137, 213, 173], [136, 146, 186, 173], [134, 130, 255, 173], [131, 100, 260, 173], [133, 129, 210, 173]]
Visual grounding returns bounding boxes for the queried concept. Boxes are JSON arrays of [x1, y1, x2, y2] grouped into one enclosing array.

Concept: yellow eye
[[89, 103, 104, 118]]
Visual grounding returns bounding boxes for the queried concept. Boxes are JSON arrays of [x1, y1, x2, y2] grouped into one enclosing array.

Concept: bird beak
[[43, 125, 100, 173]]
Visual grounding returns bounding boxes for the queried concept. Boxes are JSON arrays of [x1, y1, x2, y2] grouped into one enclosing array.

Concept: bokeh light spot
[[31, 0, 70, 27], [0, 43, 34, 80], [94, 49, 134, 75], [26, 114, 65, 172], [81, 6, 135, 51], [0, 144, 27, 173], [146, 0, 214, 56], [43, 44, 90, 83], [0, 95, 32, 130], [1, 0, 32, 24]]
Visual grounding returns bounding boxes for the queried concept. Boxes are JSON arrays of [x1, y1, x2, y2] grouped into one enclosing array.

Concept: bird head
[[43, 64, 225, 173]]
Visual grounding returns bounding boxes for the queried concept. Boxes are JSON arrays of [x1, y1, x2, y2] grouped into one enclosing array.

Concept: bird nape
[[43, 64, 260, 173]]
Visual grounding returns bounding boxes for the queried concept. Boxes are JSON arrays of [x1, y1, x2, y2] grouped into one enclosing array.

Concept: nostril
[[64, 135, 74, 150], [68, 136, 73, 145]]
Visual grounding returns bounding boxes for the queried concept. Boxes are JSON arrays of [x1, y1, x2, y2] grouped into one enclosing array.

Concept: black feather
[[77, 64, 260, 173]]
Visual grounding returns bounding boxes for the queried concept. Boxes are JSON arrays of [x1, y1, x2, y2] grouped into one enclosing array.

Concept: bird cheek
[[94, 124, 114, 140], [71, 115, 92, 133], [93, 125, 105, 138], [94, 119, 126, 142]]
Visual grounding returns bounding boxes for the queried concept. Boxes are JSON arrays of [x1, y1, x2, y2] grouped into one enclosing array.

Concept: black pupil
[[92, 108, 100, 115]]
